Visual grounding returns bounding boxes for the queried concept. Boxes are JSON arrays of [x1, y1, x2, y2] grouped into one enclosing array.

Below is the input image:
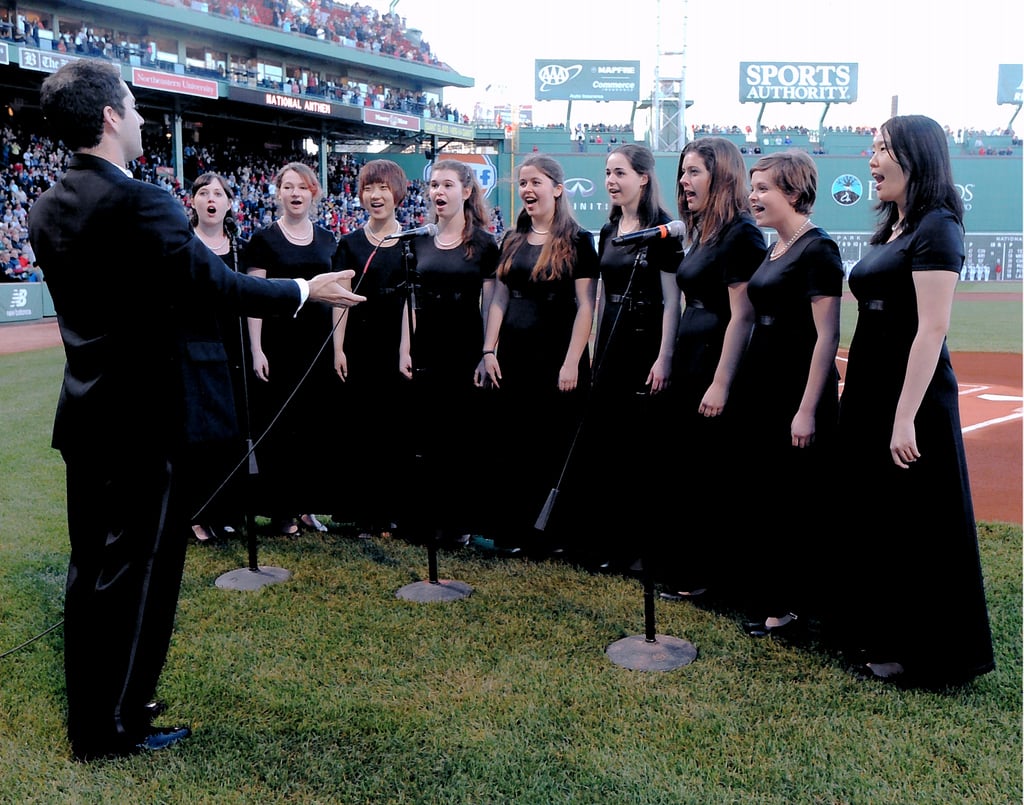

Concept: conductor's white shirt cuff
[[294, 278, 310, 314]]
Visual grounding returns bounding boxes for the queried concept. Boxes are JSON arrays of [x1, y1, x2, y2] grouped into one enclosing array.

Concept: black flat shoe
[[143, 701, 166, 720], [746, 613, 799, 638], [659, 588, 707, 602], [192, 524, 217, 543]]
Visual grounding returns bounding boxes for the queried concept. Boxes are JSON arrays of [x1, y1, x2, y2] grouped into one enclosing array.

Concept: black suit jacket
[[28, 153, 302, 456]]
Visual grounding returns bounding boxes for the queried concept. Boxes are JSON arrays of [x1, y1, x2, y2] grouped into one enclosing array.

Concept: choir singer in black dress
[[332, 159, 413, 538], [658, 138, 766, 600], [574, 144, 682, 570], [475, 154, 599, 556], [834, 115, 994, 686], [729, 150, 843, 637], [399, 159, 499, 545], [245, 162, 342, 536]]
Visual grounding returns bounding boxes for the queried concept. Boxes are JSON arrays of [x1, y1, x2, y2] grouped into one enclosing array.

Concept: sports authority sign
[[740, 62, 858, 104]]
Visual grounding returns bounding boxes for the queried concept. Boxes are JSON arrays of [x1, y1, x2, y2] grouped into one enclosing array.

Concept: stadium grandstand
[[1, 0, 1021, 295]]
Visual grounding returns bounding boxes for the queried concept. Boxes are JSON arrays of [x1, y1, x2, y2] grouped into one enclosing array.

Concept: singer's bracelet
[[482, 349, 496, 356]]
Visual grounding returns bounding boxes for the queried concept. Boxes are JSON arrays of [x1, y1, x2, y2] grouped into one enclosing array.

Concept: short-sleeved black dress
[[405, 228, 499, 540], [489, 229, 599, 549], [728, 228, 843, 615], [332, 230, 411, 531], [243, 222, 342, 516], [663, 214, 767, 591], [571, 215, 683, 566], [837, 208, 994, 684]]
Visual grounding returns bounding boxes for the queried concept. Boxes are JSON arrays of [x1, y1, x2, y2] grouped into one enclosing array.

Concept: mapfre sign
[[740, 62, 858, 104]]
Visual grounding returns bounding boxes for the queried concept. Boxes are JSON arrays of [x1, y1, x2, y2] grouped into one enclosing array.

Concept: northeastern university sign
[[740, 62, 858, 104]]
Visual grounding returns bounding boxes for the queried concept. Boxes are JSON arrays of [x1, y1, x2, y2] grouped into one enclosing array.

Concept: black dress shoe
[[72, 724, 190, 761], [136, 725, 192, 752], [143, 701, 166, 720]]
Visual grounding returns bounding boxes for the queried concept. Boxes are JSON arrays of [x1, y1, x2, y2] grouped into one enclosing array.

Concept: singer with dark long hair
[[245, 162, 341, 537], [658, 137, 767, 601], [398, 159, 499, 545], [570, 144, 683, 570], [332, 159, 413, 538], [184, 172, 249, 544], [474, 154, 599, 555], [834, 115, 994, 686]]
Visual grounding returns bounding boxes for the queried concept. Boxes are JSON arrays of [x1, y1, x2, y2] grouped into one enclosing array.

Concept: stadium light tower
[[650, 0, 688, 152]]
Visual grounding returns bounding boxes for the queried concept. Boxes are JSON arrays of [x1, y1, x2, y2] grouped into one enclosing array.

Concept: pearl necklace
[[365, 222, 400, 245], [278, 219, 313, 245], [770, 218, 811, 260], [434, 233, 462, 248], [530, 225, 550, 235], [617, 217, 639, 236], [198, 232, 229, 253]]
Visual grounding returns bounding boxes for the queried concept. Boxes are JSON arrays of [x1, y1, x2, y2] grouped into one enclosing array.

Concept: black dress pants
[[62, 450, 188, 759]]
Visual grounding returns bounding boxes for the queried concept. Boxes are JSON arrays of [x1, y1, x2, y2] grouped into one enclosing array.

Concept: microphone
[[383, 223, 439, 241], [611, 220, 685, 246]]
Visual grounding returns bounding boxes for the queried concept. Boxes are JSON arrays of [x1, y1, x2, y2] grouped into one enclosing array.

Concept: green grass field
[[4, 526, 1020, 804], [0, 342, 1021, 803]]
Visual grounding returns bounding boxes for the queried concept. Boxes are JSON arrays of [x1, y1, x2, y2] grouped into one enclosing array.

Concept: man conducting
[[28, 59, 364, 761]]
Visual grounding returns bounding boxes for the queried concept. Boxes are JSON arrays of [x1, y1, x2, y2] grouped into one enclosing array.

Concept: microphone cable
[[190, 238, 381, 522], [536, 243, 649, 530], [3, 239, 385, 658], [0, 619, 64, 661]]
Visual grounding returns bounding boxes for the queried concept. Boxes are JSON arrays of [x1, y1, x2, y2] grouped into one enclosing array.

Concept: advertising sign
[[534, 60, 640, 102], [1, 283, 43, 322], [739, 62, 858, 104], [997, 64, 1023, 104], [132, 67, 219, 100], [420, 154, 498, 199]]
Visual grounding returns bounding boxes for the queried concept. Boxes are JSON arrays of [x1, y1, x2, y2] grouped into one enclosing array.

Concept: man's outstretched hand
[[308, 270, 366, 307]]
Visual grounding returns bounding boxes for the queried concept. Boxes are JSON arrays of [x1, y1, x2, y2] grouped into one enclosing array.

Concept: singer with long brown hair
[[658, 137, 767, 601], [474, 154, 598, 555]]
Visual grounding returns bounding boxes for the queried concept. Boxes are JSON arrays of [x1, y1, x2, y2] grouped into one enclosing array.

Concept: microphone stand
[[531, 239, 696, 669], [393, 236, 472, 602], [602, 245, 695, 671], [216, 228, 291, 591]]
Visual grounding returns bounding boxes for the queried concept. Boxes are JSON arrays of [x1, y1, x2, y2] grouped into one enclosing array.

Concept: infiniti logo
[[563, 177, 595, 197], [538, 63, 583, 91]]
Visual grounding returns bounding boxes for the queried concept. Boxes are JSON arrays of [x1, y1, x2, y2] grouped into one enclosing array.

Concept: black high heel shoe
[[745, 612, 799, 638]]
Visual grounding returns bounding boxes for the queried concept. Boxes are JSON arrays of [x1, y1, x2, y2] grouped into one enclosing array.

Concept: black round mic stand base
[[396, 578, 473, 602], [396, 530, 473, 602], [606, 634, 697, 671], [216, 565, 292, 591], [605, 551, 698, 671]]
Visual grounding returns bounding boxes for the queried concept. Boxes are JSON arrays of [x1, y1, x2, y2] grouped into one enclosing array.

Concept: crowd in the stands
[[0, 120, 511, 280]]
